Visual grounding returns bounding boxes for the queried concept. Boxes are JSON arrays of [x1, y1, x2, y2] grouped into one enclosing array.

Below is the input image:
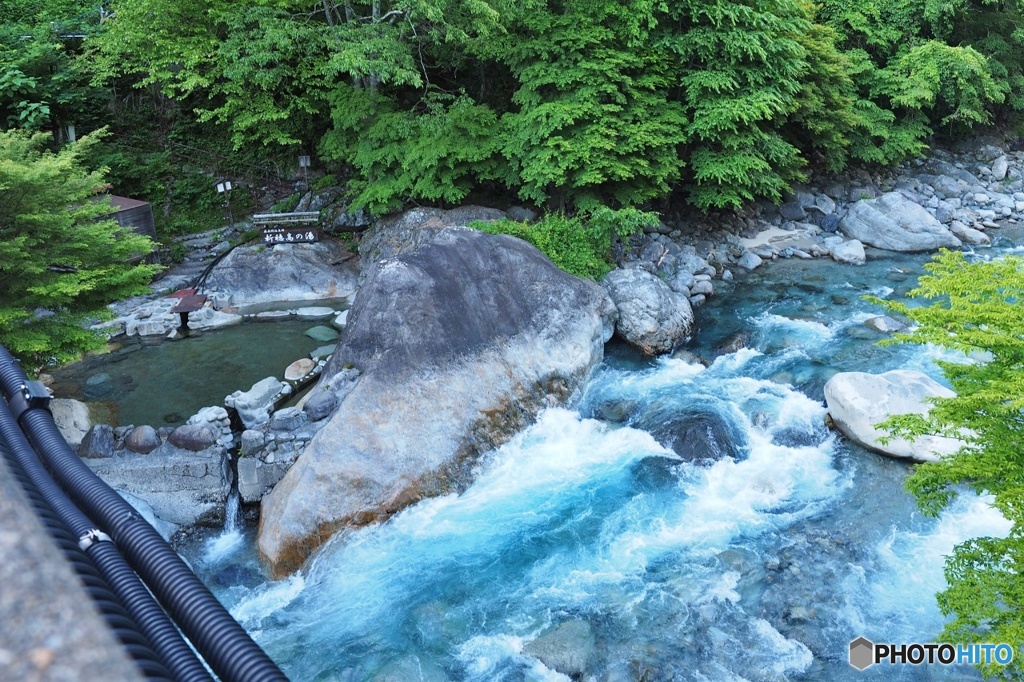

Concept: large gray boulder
[[358, 206, 507, 268], [602, 268, 693, 355], [840, 192, 962, 252], [202, 240, 359, 312], [85, 445, 231, 526], [824, 370, 964, 462], [258, 227, 615, 577]]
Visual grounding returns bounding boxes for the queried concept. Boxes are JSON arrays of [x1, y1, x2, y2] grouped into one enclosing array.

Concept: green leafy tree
[[0, 130, 160, 366], [876, 250, 1024, 678], [496, 0, 687, 210], [660, 0, 858, 209]]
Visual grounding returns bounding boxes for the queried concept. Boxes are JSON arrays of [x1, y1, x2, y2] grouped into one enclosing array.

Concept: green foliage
[[497, 0, 686, 209], [874, 250, 1024, 678], [472, 207, 656, 279], [0, 129, 160, 366], [321, 87, 503, 215], [270, 193, 301, 214]]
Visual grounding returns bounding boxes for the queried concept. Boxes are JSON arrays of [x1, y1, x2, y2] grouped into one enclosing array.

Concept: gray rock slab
[[202, 240, 358, 312], [86, 448, 231, 526], [0, 457, 143, 682], [840, 192, 962, 251], [294, 306, 336, 321], [258, 227, 614, 577], [824, 370, 964, 462]]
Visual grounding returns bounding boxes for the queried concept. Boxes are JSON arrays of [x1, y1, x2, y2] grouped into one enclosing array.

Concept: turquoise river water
[[62, 230, 1024, 680]]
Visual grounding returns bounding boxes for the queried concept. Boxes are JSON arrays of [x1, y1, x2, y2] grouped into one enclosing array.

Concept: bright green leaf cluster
[[875, 250, 1024, 678], [0, 129, 160, 367]]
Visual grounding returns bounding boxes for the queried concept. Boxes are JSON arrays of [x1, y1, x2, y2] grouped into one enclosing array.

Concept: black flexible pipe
[[0, 433, 172, 681], [0, 396, 213, 680], [0, 346, 288, 682]]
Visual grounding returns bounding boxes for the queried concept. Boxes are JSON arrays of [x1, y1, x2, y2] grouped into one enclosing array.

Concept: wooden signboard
[[261, 227, 319, 244]]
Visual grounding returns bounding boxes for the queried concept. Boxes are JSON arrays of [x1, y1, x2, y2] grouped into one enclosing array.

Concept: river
[[141, 232, 1023, 679]]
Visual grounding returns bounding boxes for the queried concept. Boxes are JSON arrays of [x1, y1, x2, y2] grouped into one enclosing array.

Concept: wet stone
[[167, 424, 218, 451], [79, 425, 116, 459], [302, 390, 338, 422], [125, 425, 160, 454]]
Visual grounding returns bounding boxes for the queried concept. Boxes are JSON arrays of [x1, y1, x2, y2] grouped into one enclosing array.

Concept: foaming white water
[[844, 494, 1011, 643], [202, 490, 244, 564], [751, 311, 875, 352], [203, 528, 244, 564], [231, 573, 305, 631]]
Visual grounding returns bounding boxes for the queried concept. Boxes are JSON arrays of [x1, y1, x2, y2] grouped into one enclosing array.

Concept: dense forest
[[3, 0, 1023, 236]]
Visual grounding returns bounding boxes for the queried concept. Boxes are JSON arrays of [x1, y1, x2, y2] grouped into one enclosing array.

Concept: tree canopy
[[83, 0, 1022, 216]]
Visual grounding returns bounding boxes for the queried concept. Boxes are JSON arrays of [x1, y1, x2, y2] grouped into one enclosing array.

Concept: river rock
[[358, 205, 507, 267], [301, 389, 338, 421], [737, 252, 763, 270], [523, 620, 596, 679], [124, 425, 161, 454], [51, 398, 92, 448], [331, 310, 348, 330], [202, 240, 358, 312], [602, 268, 693, 355], [167, 424, 218, 452], [830, 239, 866, 265], [284, 358, 315, 381], [225, 377, 286, 429], [79, 425, 116, 459], [258, 227, 615, 577], [949, 221, 991, 246], [863, 316, 905, 334], [641, 406, 747, 464], [840, 192, 962, 251], [86, 448, 231, 526], [992, 155, 1009, 181], [824, 370, 964, 462]]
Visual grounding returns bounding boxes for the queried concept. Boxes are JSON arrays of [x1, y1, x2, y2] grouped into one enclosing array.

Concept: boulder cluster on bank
[[55, 138, 1018, 577]]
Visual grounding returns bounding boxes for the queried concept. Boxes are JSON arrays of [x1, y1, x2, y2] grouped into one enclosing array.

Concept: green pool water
[[48, 320, 327, 427]]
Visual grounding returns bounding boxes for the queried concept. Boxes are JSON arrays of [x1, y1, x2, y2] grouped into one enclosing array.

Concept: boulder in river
[[258, 227, 615, 577], [202, 240, 359, 312], [839, 192, 962, 252], [602, 268, 693, 355], [824, 370, 964, 462]]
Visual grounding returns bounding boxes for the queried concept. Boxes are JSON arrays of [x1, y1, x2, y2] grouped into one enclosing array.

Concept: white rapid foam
[[843, 494, 1011, 644]]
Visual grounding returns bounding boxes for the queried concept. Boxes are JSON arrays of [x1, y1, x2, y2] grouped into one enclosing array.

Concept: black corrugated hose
[[0, 422, 172, 680], [0, 395, 212, 681], [0, 345, 288, 682]]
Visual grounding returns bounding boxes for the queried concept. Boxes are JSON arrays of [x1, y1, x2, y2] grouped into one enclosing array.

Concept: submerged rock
[[258, 227, 615, 577], [642, 407, 748, 464], [840, 192, 962, 252], [523, 620, 597, 679], [824, 370, 964, 462], [602, 268, 693, 355]]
